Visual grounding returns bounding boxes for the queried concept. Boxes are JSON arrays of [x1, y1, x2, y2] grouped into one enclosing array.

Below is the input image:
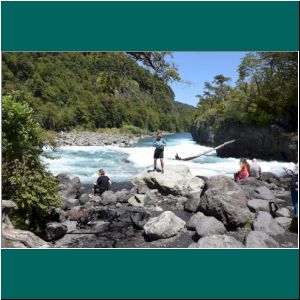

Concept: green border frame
[[1, 1, 299, 299]]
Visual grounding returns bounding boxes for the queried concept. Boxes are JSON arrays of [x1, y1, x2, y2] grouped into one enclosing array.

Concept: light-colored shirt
[[153, 138, 167, 149], [250, 163, 261, 178]]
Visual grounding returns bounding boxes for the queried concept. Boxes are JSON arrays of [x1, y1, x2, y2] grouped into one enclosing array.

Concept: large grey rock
[[195, 216, 226, 237], [101, 190, 118, 205], [184, 191, 201, 212], [245, 231, 279, 248], [274, 217, 292, 230], [276, 207, 291, 218], [65, 198, 80, 210], [247, 199, 270, 213], [69, 206, 89, 221], [115, 189, 130, 203], [143, 211, 185, 240], [186, 212, 205, 230], [189, 235, 244, 248], [44, 222, 68, 241], [253, 211, 285, 236], [57, 173, 81, 199], [251, 186, 275, 201], [130, 210, 152, 229], [134, 165, 205, 196], [199, 180, 251, 228], [79, 193, 90, 205]]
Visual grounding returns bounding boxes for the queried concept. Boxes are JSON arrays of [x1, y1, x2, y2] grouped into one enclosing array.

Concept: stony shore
[[2, 165, 298, 249], [55, 132, 149, 147]]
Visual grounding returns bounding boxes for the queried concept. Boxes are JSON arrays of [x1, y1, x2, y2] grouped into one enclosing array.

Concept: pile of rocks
[[3, 165, 297, 248], [56, 132, 148, 147]]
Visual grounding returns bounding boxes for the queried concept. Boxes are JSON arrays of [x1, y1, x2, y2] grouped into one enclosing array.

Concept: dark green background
[[1, 1, 299, 299]]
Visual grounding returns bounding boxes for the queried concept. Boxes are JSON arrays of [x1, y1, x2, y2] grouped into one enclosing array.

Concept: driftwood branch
[[176, 140, 236, 161]]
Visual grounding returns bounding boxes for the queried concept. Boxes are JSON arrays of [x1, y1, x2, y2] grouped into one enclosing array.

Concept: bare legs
[[154, 158, 157, 171], [160, 158, 164, 173]]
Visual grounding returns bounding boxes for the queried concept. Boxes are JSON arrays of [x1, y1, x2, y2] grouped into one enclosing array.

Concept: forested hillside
[[194, 52, 298, 131], [2, 52, 195, 132]]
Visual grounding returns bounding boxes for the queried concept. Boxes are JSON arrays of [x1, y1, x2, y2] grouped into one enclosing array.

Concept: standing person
[[250, 158, 262, 180], [234, 158, 250, 182], [153, 131, 167, 174], [91, 169, 112, 196]]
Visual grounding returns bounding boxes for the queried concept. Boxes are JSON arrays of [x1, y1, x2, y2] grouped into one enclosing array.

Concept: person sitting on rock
[[91, 169, 112, 196], [249, 158, 262, 180], [153, 131, 167, 174], [234, 158, 250, 182], [175, 153, 181, 160]]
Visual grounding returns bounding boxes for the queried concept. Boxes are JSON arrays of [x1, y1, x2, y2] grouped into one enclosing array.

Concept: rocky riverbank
[[55, 132, 149, 147], [190, 120, 298, 161], [2, 166, 298, 248]]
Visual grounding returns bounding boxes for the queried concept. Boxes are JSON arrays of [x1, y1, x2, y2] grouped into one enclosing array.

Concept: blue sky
[[168, 52, 248, 107]]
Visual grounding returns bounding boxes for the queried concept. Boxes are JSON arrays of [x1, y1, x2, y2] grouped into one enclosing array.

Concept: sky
[[168, 52, 248, 107]]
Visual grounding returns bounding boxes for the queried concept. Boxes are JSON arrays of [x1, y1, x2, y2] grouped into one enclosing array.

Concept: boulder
[[128, 194, 147, 207], [184, 191, 201, 212], [195, 216, 226, 237], [45, 222, 68, 241], [2, 228, 50, 248], [261, 172, 279, 183], [69, 206, 89, 221], [57, 174, 81, 199], [100, 190, 118, 205], [247, 199, 270, 213], [245, 231, 279, 248], [79, 193, 90, 205], [273, 191, 291, 202], [274, 217, 292, 230], [115, 189, 130, 203], [186, 212, 205, 230], [276, 207, 291, 218], [143, 211, 185, 240], [49, 207, 68, 222], [145, 189, 159, 205], [253, 211, 285, 236], [130, 210, 152, 229], [65, 198, 80, 210], [251, 186, 275, 201], [199, 187, 251, 228], [189, 235, 244, 248], [133, 165, 205, 196]]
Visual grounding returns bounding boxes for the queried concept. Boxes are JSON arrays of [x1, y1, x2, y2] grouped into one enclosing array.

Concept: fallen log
[[175, 140, 236, 161]]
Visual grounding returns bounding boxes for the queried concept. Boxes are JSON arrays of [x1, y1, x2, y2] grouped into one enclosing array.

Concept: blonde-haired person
[[153, 131, 167, 174], [91, 169, 112, 196]]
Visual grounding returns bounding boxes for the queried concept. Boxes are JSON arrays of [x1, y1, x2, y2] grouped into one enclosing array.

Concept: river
[[42, 133, 293, 184]]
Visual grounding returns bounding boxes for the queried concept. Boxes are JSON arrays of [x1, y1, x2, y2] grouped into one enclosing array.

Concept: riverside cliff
[[191, 120, 298, 161]]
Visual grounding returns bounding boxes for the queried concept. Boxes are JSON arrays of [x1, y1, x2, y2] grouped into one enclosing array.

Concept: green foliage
[[2, 95, 61, 233], [2, 52, 194, 133], [194, 52, 298, 131], [120, 124, 148, 135]]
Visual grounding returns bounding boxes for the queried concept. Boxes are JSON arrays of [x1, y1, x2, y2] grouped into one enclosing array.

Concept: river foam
[[42, 133, 294, 184]]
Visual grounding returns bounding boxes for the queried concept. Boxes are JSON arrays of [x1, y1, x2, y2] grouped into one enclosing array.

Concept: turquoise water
[[42, 133, 294, 184]]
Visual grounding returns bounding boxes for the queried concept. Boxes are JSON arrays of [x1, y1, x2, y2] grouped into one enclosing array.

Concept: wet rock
[[253, 211, 285, 236], [143, 211, 185, 240], [195, 216, 226, 237], [245, 231, 279, 248], [45, 222, 68, 241], [189, 235, 244, 248]]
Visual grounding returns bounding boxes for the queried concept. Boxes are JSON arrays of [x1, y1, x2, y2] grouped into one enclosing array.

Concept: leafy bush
[[2, 95, 61, 233], [120, 124, 149, 135]]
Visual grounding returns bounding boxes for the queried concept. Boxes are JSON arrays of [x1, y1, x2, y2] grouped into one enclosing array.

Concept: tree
[[2, 94, 61, 233]]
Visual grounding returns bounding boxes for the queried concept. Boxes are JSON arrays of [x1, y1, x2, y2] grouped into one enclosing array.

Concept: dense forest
[[2, 52, 195, 133], [194, 52, 298, 132]]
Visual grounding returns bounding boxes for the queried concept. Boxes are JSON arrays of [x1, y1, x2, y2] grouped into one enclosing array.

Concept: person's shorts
[[154, 148, 164, 159]]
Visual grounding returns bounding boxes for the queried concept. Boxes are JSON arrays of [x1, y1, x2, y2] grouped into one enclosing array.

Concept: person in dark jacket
[[92, 169, 112, 196], [153, 131, 167, 173]]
